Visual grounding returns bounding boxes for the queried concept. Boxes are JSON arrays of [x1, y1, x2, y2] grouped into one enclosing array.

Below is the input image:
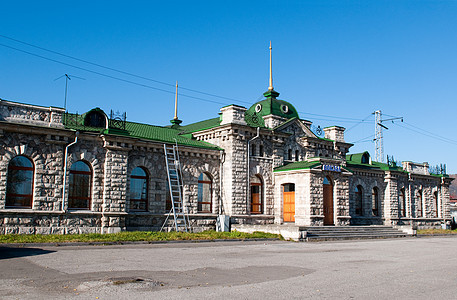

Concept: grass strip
[[0, 230, 283, 244], [416, 228, 457, 235]]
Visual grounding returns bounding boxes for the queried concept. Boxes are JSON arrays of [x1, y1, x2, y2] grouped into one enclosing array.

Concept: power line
[[299, 111, 373, 121], [3, 34, 454, 149], [402, 121, 457, 144], [0, 43, 229, 106], [353, 139, 374, 144], [345, 113, 373, 132], [0, 34, 251, 105], [350, 134, 375, 144], [0, 36, 383, 126], [302, 116, 371, 124], [393, 122, 457, 146]]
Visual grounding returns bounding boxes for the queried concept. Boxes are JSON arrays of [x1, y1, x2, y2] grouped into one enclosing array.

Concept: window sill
[[0, 209, 64, 214], [231, 214, 274, 219]]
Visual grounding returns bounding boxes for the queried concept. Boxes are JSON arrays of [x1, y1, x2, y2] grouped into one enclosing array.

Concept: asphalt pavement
[[1, 237, 456, 299]]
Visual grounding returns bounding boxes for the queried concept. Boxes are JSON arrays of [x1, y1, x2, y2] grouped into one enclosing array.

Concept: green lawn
[[0, 230, 283, 244], [416, 228, 457, 235]]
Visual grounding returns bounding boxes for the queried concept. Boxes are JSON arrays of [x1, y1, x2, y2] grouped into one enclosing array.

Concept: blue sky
[[1, 0, 457, 173]]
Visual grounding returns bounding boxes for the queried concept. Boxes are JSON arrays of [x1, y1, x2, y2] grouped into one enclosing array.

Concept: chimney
[[323, 126, 346, 142], [220, 105, 247, 125]]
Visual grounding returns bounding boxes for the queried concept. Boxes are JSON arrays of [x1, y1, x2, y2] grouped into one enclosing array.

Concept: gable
[[274, 118, 317, 138]]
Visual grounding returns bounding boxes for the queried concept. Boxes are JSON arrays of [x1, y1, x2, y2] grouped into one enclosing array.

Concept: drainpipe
[[247, 127, 260, 213], [441, 177, 446, 227], [62, 131, 79, 211], [219, 150, 225, 215]]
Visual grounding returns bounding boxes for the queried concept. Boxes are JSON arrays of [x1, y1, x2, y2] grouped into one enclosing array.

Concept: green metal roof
[[318, 137, 334, 142], [64, 113, 220, 150], [179, 117, 221, 133], [346, 152, 369, 164], [274, 161, 321, 172], [346, 152, 404, 172], [245, 90, 299, 128]]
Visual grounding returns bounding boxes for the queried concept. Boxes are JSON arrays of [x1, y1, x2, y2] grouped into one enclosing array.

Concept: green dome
[[245, 90, 299, 127]]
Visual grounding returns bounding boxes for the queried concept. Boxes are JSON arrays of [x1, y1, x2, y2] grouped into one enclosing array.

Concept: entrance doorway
[[250, 175, 263, 214], [283, 183, 295, 222], [323, 176, 334, 225]]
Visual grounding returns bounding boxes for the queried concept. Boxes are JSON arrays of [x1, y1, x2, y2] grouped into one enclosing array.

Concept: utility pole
[[373, 110, 403, 163]]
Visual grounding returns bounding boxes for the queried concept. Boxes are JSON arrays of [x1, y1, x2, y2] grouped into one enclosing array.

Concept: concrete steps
[[302, 226, 411, 242]]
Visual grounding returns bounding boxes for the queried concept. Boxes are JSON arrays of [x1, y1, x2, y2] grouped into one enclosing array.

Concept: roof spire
[[268, 41, 274, 91], [263, 41, 279, 99], [170, 80, 182, 128], [174, 81, 178, 120]]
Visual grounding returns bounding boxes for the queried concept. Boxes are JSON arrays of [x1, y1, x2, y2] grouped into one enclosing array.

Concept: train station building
[[0, 49, 452, 235]]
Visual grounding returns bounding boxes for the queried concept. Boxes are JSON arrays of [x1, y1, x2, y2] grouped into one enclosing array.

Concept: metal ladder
[[160, 142, 190, 232]]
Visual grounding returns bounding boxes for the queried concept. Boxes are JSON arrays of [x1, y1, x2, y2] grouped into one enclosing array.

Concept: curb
[[416, 234, 457, 238], [0, 238, 282, 248]]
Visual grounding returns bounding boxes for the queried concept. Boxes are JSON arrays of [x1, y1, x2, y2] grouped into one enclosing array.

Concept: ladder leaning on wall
[[160, 142, 190, 232]]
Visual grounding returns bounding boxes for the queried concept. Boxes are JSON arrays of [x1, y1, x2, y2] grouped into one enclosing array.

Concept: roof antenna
[[54, 74, 85, 111]]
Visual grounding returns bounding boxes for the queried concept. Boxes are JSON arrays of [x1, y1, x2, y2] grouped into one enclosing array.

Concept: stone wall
[[273, 170, 311, 226], [348, 169, 386, 225], [0, 99, 64, 128], [348, 167, 450, 228], [0, 131, 68, 211], [0, 121, 221, 233]]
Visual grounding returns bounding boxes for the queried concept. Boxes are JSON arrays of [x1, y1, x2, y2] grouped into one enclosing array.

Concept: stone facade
[[0, 90, 452, 234], [0, 99, 221, 233]]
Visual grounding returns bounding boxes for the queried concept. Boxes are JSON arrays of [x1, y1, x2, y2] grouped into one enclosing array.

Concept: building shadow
[[0, 246, 56, 259]]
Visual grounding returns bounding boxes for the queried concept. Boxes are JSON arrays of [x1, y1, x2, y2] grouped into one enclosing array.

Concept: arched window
[[399, 188, 406, 217], [250, 175, 263, 214], [6, 156, 34, 208], [361, 153, 370, 164], [130, 167, 148, 211], [251, 144, 256, 156], [68, 161, 92, 209], [372, 187, 379, 216], [259, 145, 264, 157], [323, 177, 331, 185], [434, 191, 439, 217], [197, 173, 212, 213], [355, 185, 363, 216], [288, 149, 292, 161], [84, 110, 106, 128], [295, 150, 299, 161], [416, 190, 423, 217]]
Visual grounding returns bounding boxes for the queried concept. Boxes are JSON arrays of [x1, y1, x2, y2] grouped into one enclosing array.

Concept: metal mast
[[374, 110, 384, 162], [374, 110, 403, 163]]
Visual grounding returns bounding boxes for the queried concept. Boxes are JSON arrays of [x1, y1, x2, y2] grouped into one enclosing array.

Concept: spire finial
[[268, 41, 274, 91], [170, 80, 182, 128], [174, 81, 178, 120]]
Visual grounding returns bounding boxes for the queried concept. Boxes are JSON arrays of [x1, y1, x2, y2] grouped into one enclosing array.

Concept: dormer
[[84, 108, 108, 128]]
